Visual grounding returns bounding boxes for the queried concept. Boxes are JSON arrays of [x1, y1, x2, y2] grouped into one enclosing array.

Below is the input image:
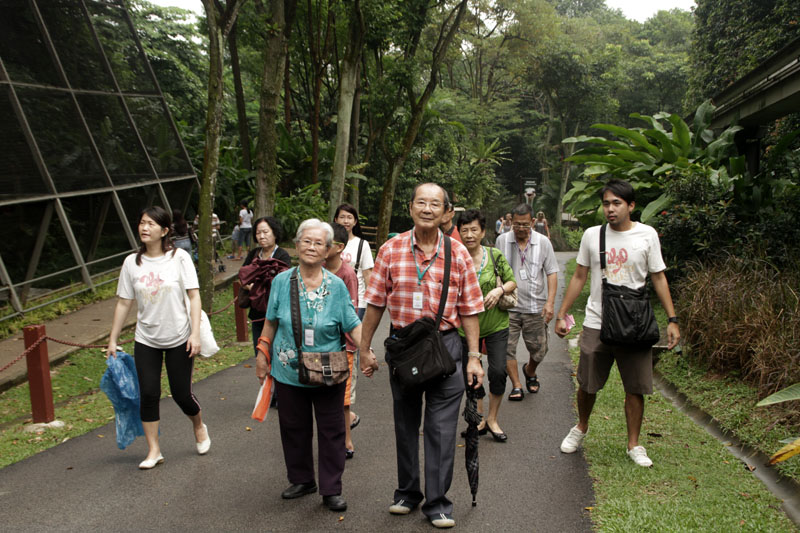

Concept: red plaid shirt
[[365, 229, 484, 330]]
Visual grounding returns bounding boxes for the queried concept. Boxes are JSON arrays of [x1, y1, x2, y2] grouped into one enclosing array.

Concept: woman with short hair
[[254, 219, 377, 512]]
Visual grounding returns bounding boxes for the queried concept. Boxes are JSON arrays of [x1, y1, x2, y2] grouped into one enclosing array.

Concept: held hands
[[360, 348, 379, 378], [554, 318, 569, 338], [483, 287, 504, 310], [186, 334, 201, 358], [465, 356, 484, 389]]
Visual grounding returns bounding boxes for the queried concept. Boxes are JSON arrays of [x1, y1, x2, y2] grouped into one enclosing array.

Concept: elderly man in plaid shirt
[[360, 183, 484, 529]]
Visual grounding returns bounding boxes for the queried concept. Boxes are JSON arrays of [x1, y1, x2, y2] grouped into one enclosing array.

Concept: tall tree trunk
[[347, 76, 362, 210], [198, 0, 245, 311], [328, 0, 364, 221], [555, 121, 579, 228], [375, 0, 467, 244], [254, 0, 298, 217], [229, 21, 252, 171]]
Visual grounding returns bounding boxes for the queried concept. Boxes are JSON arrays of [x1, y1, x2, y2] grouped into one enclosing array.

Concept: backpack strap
[[434, 236, 451, 330], [599, 223, 607, 280], [355, 238, 365, 272], [289, 268, 304, 351], [488, 246, 500, 283]]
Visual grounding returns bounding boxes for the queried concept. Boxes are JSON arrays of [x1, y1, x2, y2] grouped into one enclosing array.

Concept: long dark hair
[[172, 209, 188, 237], [333, 203, 363, 238], [135, 206, 175, 266]]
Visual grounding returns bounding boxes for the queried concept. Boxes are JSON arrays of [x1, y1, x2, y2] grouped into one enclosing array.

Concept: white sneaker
[[627, 446, 653, 467], [430, 513, 455, 528], [388, 500, 414, 515], [560, 425, 586, 453], [196, 423, 211, 455]]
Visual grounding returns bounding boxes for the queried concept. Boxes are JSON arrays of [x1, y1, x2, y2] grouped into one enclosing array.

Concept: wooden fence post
[[23, 325, 54, 423], [233, 280, 248, 342]]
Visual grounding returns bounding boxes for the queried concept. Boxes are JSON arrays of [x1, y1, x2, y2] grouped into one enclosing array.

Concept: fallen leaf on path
[[97, 434, 104, 438], [584, 506, 594, 511], [245, 426, 252, 431], [338, 516, 344, 521], [244, 364, 252, 368]]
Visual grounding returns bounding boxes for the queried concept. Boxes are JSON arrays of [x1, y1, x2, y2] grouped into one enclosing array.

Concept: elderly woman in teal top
[[457, 209, 517, 442], [255, 218, 376, 513]]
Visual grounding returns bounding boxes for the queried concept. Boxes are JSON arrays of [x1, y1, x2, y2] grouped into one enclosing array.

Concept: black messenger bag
[[384, 236, 456, 390], [598, 224, 660, 348]]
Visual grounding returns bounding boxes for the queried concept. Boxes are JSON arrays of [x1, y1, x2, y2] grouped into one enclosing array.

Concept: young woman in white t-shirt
[[333, 204, 373, 320], [106, 206, 210, 470]]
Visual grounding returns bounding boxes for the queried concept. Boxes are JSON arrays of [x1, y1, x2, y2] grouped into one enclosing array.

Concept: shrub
[[675, 256, 800, 400], [550, 225, 583, 251]]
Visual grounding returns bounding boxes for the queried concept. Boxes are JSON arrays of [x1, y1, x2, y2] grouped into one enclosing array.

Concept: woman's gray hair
[[294, 218, 334, 248]]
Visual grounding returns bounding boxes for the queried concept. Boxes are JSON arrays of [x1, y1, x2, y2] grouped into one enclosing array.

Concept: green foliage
[[562, 101, 743, 226], [757, 384, 800, 406], [688, 0, 800, 106], [273, 183, 329, 239]]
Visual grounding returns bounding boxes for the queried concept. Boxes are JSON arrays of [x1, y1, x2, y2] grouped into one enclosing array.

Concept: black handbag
[[384, 236, 456, 389], [487, 246, 518, 311], [598, 224, 660, 348], [290, 269, 350, 386]]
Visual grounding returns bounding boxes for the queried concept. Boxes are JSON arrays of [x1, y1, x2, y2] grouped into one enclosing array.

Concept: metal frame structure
[[1, 0, 199, 321]]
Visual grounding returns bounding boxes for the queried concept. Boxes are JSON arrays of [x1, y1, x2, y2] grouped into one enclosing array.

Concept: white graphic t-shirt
[[577, 223, 667, 330], [117, 248, 199, 349], [341, 237, 374, 309]]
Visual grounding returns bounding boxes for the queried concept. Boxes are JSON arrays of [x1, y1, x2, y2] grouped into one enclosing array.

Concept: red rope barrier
[[1, 297, 235, 374]]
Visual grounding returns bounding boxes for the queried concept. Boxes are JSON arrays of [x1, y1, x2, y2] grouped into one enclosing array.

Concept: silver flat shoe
[[196, 423, 211, 455]]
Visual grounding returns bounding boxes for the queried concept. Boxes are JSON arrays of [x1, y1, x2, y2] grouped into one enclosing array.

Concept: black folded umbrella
[[462, 386, 481, 506]]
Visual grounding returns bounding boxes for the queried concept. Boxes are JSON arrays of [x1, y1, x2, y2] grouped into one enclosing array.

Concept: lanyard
[[517, 239, 531, 266], [411, 231, 443, 285], [475, 247, 487, 278]]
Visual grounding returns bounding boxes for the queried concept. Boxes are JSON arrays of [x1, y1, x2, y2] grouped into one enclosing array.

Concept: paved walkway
[[0, 252, 593, 531]]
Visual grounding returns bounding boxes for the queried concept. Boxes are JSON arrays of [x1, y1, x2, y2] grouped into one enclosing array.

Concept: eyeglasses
[[512, 223, 531, 229], [299, 238, 327, 249], [412, 200, 444, 210]]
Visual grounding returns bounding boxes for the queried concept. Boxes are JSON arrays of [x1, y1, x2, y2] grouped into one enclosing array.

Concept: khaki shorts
[[506, 311, 548, 363], [577, 327, 653, 395]]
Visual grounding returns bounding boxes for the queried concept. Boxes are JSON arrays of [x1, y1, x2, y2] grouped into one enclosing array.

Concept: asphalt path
[[0, 252, 592, 532]]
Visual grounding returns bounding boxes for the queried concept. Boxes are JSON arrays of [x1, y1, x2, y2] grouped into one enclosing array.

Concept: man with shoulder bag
[[360, 183, 485, 529], [554, 179, 680, 468]]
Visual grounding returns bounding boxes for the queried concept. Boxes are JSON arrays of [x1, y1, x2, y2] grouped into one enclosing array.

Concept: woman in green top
[[458, 209, 517, 442]]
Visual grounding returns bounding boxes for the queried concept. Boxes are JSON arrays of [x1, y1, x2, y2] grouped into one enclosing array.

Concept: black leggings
[[134, 341, 201, 422]]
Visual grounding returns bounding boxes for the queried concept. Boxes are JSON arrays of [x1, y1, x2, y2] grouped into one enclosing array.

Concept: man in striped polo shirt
[[495, 203, 559, 401]]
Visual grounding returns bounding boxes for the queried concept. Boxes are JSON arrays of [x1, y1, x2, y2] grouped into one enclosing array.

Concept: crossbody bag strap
[[434, 236, 452, 330], [289, 268, 304, 352], [355, 238, 364, 272], [599, 223, 607, 279], [488, 246, 500, 283]]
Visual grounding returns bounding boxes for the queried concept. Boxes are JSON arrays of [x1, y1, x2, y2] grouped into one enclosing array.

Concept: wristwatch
[[667, 316, 679, 324]]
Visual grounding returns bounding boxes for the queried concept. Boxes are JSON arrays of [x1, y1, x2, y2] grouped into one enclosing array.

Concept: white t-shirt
[[341, 236, 374, 309], [577, 223, 667, 330], [239, 209, 253, 229], [117, 248, 199, 349]]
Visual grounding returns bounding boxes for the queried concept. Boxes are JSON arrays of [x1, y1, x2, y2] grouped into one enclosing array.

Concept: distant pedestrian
[[534, 211, 550, 239], [495, 203, 559, 401], [240, 217, 292, 355], [105, 206, 210, 470], [236, 200, 254, 259], [457, 209, 517, 442], [171, 209, 192, 254], [334, 204, 374, 320], [439, 200, 462, 243], [254, 219, 377, 512], [499, 213, 512, 234], [555, 179, 680, 467], [360, 182, 485, 529]]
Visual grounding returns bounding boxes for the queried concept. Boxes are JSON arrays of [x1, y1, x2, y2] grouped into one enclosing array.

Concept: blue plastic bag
[[100, 351, 144, 450]]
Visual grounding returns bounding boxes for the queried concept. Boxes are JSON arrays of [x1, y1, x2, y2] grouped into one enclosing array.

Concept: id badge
[[412, 292, 424, 310], [519, 269, 529, 281], [304, 328, 314, 346]]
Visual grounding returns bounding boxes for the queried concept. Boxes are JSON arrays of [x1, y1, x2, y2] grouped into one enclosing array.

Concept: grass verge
[[561, 259, 796, 531], [0, 287, 253, 469]]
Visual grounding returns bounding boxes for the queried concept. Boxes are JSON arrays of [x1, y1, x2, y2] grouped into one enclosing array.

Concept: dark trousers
[[134, 341, 200, 422], [389, 330, 464, 517], [275, 380, 347, 496], [460, 328, 509, 396]]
